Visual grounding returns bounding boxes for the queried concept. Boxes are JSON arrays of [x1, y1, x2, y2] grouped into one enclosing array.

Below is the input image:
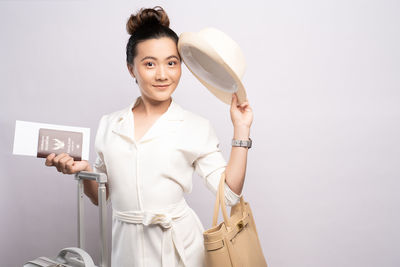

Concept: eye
[[145, 62, 155, 67], [168, 61, 178, 66]]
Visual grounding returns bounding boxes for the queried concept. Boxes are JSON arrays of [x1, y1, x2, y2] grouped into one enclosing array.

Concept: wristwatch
[[232, 138, 252, 149]]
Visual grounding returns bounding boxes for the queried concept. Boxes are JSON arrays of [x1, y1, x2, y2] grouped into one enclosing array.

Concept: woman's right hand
[[45, 153, 91, 174]]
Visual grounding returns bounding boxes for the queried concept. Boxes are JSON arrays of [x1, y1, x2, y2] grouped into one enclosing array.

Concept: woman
[[45, 6, 253, 267]]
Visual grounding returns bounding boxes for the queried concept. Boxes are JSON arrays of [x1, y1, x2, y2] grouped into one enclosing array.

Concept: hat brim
[[178, 32, 247, 105]]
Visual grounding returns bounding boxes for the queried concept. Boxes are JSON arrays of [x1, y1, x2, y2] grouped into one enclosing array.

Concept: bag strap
[[212, 173, 223, 227], [212, 172, 246, 228], [212, 174, 245, 227]]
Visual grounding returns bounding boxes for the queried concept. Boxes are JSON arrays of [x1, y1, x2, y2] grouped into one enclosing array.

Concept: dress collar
[[126, 96, 184, 121], [111, 96, 184, 144]]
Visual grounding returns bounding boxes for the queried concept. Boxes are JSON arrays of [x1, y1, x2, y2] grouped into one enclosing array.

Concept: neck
[[133, 95, 172, 117]]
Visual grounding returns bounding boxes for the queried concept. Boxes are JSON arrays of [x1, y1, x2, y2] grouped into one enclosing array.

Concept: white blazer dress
[[92, 96, 242, 267]]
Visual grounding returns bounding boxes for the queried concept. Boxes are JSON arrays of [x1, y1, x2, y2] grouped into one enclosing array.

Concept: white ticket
[[13, 120, 90, 161]]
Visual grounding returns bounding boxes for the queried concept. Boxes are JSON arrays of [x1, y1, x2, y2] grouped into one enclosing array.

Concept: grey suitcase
[[24, 171, 109, 267]]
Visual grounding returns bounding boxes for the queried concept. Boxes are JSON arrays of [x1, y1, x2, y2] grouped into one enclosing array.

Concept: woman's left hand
[[230, 93, 253, 129]]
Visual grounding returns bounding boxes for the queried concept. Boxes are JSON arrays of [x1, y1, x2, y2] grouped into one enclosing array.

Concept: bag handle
[[212, 172, 245, 228]]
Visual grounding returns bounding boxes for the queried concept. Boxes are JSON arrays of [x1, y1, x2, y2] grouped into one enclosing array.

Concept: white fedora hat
[[178, 27, 247, 105]]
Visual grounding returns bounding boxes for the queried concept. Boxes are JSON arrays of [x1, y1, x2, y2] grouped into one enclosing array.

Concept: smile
[[153, 84, 171, 89]]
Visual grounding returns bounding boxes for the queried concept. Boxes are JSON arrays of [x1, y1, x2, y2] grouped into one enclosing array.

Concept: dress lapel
[[111, 97, 184, 144]]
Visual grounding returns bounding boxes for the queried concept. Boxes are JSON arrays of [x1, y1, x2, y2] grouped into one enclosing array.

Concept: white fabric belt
[[113, 198, 190, 267]]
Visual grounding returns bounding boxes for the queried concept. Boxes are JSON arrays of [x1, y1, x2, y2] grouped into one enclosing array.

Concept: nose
[[155, 65, 167, 81]]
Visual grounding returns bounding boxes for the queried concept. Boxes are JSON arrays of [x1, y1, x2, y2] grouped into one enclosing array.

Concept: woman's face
[[128, 37, 181, 103]]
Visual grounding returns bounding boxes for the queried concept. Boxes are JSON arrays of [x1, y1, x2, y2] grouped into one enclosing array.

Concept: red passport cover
[[37, 128, 83, 161]]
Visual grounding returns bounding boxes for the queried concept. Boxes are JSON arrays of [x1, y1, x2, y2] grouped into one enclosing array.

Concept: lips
[[153, 84, 171, 89]]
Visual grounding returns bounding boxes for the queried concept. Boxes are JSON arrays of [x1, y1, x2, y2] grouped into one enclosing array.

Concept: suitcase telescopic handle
[[75, 171, 107, 183], [74, 171, 108, 267]]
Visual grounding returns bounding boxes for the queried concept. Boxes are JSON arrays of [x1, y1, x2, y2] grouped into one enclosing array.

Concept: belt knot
[[142, 212, 172, 229]]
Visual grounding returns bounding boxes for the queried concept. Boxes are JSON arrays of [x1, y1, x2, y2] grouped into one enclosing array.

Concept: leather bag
[[203, 172, 268, 267]]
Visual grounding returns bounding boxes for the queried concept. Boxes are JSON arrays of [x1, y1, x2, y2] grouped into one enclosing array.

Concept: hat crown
[[198, 27, 246, 78]]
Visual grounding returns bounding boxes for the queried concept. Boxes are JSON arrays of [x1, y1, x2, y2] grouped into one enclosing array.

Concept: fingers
[[231, 93, 251, 111], [238, 101, 249, 109], [45, 153, 79, 174], [45, 153, 56, 166], [62, 158, 74, 174], [231, 93, 238, 107], [232, 93, 250, 106], [73, 160, 90, 173], [52, 153, 68, 173], [231, 93, 239, 113]]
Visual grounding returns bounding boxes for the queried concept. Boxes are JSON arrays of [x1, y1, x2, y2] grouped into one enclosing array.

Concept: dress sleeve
[[92, 152, 107, 175], [91, 115, 110, 204], [92, 115, 108, 175], [193, 120, 242, 206]]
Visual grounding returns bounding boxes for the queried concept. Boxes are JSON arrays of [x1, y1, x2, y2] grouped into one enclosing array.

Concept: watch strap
[[232, 137, 252, 149]]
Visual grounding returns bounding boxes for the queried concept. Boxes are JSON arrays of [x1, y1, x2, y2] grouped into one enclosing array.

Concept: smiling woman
[[45, 5, 253, 267], [127, 37, 182, 105]]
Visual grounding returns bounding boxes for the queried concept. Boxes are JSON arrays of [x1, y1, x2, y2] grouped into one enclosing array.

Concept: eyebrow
[[140, 55, 180, 62]]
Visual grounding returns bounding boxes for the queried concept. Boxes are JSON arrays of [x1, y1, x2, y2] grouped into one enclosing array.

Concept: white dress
[[92, 96, 242, 267]]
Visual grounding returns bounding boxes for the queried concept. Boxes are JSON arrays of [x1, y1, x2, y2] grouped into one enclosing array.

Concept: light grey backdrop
[[1, 0, 399, 266]]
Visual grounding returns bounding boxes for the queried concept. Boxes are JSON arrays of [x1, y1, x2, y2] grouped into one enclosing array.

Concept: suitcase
[[24, 171, 109, 267]]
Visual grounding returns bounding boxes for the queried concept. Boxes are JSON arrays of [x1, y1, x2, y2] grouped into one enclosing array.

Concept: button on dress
[[92, 96, 242, 267]]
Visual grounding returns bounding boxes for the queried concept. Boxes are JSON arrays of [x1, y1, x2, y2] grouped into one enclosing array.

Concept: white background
[[1, 0, 399, 266]]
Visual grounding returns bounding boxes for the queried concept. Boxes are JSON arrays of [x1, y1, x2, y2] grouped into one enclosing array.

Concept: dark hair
[[126, 6, 179, 65]]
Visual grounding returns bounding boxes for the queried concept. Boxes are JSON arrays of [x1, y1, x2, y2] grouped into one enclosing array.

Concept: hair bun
[[126, 6, 170, 36]]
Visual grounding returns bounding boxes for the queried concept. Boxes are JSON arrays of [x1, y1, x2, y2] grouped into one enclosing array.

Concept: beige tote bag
[[203, 172, 268, 267]]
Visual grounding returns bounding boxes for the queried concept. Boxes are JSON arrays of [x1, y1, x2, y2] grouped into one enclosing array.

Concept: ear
[[127, 63, 135, 78]]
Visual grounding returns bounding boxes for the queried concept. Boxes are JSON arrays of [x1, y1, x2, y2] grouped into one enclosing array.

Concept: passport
[[37, 128, 83, 161]]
